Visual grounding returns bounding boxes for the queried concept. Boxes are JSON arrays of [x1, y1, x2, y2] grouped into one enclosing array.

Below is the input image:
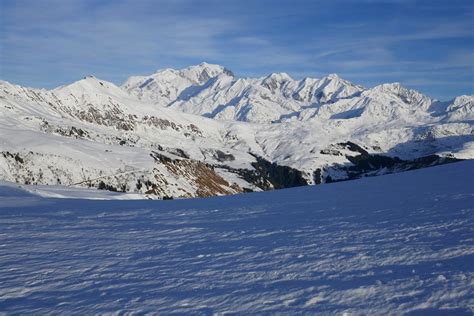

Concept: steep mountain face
[[122, 62, 234, 106], [1, 63, 473, 198], [444, 95, 474, 121], [122, 64, 365, 123]]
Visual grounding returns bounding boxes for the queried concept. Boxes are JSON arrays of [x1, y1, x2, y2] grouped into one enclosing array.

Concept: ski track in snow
[[0, 162, 473, 314]]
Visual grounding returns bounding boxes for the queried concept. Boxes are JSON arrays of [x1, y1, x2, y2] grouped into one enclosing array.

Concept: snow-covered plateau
[[0, 161, 473, 314], [0, 62, 473, 197]]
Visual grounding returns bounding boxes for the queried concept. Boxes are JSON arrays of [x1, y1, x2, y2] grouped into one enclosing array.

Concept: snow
[[122, 62, 232, 106], [0, 161, 473, 314], [1, 63, 473, 196], [0, 181, 146, 200]]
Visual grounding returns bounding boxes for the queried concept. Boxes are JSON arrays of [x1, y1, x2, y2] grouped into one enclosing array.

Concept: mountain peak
[[371, 82, 410, 95], [52, 76, 130, 101], [149, 63, 231, 79], [198, 61, 218, 68], [367, 82, 432, 108], [56, 75, 112, 90], [265, 72, 293, 82], [262, 72, 293, 92], [326, 73, 340, 80], [181, 62, 233, 83], [321, 73, 356, 85], [187, 62, 226, 73]]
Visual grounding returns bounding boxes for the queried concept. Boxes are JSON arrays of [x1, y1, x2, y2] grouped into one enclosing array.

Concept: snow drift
[[0, 161, 472, 314]]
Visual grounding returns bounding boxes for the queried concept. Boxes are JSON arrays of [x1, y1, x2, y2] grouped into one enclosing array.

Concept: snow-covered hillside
[[0, 161, 472, 314], [1, 63, 473, 198]]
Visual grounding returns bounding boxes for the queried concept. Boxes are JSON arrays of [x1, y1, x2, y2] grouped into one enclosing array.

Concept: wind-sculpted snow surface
[[0, 161, 473, 314]]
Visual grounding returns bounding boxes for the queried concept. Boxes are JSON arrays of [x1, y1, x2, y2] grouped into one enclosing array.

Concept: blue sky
[[0, 0, 473, 100]]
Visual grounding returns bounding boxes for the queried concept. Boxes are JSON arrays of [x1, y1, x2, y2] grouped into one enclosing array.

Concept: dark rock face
[[213, 150, 235, 162], [313, 168, 323, 185], [316, 141, 462, 184], [351, 154, 460, 178], [2, 151, 24, 164], [334, 153, 461, 182], [149, 151, 242, 198], [167, 148, 190, 159], [98, 181, 118, 192], [76, 106, 136, 131], [250, 155, 308, 189], [339, 141, 369, 155], [222, 154, 308, 191]]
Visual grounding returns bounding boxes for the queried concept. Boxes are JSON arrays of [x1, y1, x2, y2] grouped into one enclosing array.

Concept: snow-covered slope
[[122, 63, 366, 123], [444, 95, 474, 121], [0, 77, 258, 198], [1, 63, 473, 198], [0, 161, 472, 314], [122, 62, 234, 106], [0, 180, 146, 200], [123, 63, 474, 125], [172, 71, 364, 123]]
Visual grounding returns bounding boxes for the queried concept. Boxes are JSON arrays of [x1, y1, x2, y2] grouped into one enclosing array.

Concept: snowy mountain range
[[1, 62, 473, 198]]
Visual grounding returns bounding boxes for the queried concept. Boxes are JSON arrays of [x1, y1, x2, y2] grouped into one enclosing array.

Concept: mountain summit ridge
[[0, 63, 472, 199], [119, 63, 455, 123]]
